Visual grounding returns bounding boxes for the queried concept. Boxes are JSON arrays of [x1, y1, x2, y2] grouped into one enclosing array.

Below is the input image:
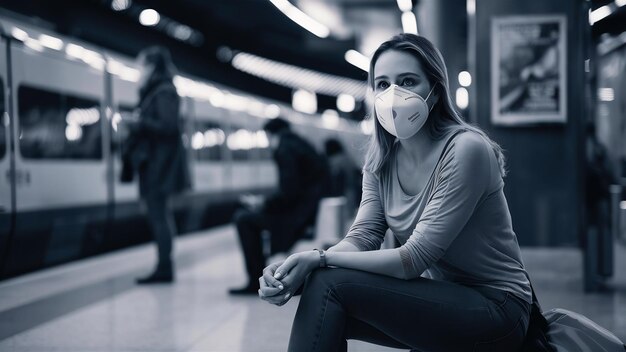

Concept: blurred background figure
[[230, 118, 329, 295], [121, 46, 191, 284], [584, 122, 617, 291], [324, 138, 362, 220]]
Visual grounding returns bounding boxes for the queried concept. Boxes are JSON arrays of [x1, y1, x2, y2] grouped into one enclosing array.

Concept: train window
[[226, 126, 250, 161], [225, 126, 272, 161], [191, 121, 224, 161], [0, 79, 5, 159], [18, 85, 102, 160]]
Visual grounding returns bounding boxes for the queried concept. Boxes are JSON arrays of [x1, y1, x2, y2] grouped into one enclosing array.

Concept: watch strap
[[313, 248, 327, 268]]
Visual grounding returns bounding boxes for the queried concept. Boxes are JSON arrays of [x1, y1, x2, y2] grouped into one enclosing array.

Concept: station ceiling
[[1, 0, 624, 119], [1, 0, 406, 119]]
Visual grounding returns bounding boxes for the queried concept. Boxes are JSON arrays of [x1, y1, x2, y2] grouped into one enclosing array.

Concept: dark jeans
[[233, 208, 268, 283], [145, 194, 176, 271], [289, 268, 530, 352]]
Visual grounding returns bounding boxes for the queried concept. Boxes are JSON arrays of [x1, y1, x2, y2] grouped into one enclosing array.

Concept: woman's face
[[373, 50, 433, 100]]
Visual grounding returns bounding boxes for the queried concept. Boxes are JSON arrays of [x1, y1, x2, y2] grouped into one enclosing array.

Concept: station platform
[[0, 225, 625, 351]]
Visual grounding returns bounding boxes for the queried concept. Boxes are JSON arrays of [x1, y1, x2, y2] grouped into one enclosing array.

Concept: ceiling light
[[268, 0, 330, 38], [458, 71, 472, 87], [231, 51, 367, 99], [337, 94, 355, 113], [292, 89, 317, 114], [264, 104, 281, 119], [65, 43, 85, 59], [360, 119, 374, 135], [401, 11, 418, 34], [111, 0, 132, 11], [322, 109, 340, 129], [456, 87, 469, 109], [466, 0, 476, 15], [139, 9, 160, 26], [39, 34, 64, 50], [589, 5, 612, 25], [344, 50, 370, 72], [11, 27, 28, 41], [396, 0, 413, 12], [616, 0, 626, 7], [24, 38, 44, 52]]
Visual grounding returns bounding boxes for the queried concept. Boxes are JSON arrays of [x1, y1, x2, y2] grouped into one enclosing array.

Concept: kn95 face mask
[[374, 84, 435, 139]]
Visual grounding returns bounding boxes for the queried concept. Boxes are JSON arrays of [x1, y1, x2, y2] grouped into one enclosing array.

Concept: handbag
[[521, 277, 625, 352], [543, 308, 625, 352]]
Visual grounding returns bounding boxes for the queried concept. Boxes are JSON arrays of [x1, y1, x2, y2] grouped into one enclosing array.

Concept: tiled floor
[[0, 225, 624, 351]]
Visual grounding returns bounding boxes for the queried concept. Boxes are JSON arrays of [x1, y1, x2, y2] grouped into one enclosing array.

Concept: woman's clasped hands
[[258, 250, 320, 306]]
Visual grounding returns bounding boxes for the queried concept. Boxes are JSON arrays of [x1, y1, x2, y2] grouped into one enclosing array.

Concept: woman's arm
[[326, 248, 406, 279], [326, 240, 360, 253]]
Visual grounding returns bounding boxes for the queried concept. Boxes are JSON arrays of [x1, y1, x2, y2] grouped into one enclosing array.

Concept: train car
[[0, 16, 369, 280]]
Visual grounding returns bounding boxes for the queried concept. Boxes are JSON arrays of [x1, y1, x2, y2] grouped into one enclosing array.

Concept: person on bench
[[229, 118, 329, 295]]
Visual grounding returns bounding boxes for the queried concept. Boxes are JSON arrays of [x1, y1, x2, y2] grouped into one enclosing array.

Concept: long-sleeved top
[[342, 130, 532, 304], [132, 81, 191, 198]]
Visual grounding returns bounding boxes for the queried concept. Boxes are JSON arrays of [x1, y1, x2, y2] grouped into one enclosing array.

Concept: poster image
[[491, 15, 567, 125]]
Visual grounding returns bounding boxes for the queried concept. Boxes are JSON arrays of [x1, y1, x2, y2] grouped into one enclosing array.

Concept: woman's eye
[[377, 81, 389, 90], [401, 78, 415, 86]]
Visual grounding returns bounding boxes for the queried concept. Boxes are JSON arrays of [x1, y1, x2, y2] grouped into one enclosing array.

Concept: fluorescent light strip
[[39, 34, 64, 50], [344, 50, 370, 72], [231, 51, 367, 99], [401, 11, 418, 34], [589, 5, 612, 25], [268, 0, 330, 38], [396, 0, 413, 12], [139, 9, 160, 26]]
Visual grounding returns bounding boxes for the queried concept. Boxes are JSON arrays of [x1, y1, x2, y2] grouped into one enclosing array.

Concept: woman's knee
[[303, 268, 355, 294]]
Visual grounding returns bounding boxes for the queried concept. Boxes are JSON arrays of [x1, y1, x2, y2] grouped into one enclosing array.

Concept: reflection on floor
[[0, 225, 624, 352]]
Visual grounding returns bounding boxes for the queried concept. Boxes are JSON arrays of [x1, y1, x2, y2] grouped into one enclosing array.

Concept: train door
[[5, 41, 108, 277], [0, 35, 13, 271]]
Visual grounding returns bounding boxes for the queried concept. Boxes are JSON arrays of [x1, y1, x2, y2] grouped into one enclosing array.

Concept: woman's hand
[[273, 251, 319, 297], [259, 261, 290, 306]]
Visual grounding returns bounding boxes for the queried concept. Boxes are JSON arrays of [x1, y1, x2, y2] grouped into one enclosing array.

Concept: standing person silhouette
[[258, 34, 532, 351], [125, 46, 191, 284]]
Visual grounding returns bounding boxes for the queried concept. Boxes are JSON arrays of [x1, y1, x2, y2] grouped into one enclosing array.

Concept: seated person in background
[[324, 138, 362, 218], [229, 118, 329, 295]]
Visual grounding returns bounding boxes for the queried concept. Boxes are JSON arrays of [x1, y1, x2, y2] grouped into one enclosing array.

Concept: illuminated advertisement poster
[[491, 15, 566, 125]]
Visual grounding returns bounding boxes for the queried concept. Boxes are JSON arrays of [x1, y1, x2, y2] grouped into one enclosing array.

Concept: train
[[0, 15, 370, 280]]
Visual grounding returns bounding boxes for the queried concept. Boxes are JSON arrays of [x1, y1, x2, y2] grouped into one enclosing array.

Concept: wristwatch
[[313, 248, 327, 268]]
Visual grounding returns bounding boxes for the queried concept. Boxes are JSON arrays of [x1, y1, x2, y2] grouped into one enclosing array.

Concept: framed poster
[[491, 15, 567, 125]]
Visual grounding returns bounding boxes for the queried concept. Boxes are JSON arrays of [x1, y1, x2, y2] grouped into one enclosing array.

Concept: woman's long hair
[[138, 46, 176, 100], [363, 34, 506, 177]]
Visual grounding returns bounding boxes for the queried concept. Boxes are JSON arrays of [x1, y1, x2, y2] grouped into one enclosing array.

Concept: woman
[[258, 34, 532, 351], [126, 46, 190, 284]]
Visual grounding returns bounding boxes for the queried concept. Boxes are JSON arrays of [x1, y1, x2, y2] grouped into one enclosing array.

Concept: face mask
[[374, 84, 435, 139]]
